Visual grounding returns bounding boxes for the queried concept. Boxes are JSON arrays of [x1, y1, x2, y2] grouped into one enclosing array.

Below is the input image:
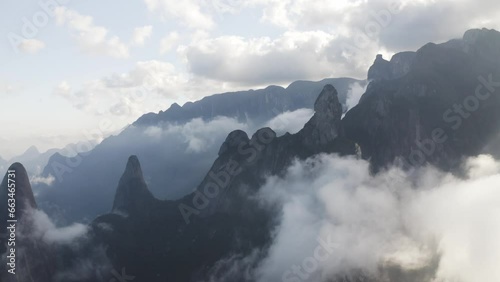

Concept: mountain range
[[1, 28, 500, 282], [34, 77, 363, 223]]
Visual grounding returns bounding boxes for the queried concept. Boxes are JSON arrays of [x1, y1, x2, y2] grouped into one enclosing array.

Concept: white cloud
[[160, 31, 180, 54], [144, 0, 215, 30], [54, 7, 129, 58], [54, 60, 257, 118], [132, 25, 153, 45], [144, 116, 251, 153], [249, 154, 500, 282], [345, 82, 368, 111], [183, 31, 352, 84], [27, 209, 88, 245], [54, 81, 72, 98], [31, 174, 56, 186], [18, 39, 46, 54], [265, 108, 314, 135]]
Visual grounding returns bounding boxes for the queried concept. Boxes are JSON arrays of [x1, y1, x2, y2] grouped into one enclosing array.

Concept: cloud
[[132, 25, 153, 45], [265, 108, 314, 135], [54, 7, 129, 58], [143, 116, 252, 153], [144, 0, 215, 30], [54, 81, 72, 98], [224, 153, 500, 282], [24, 209, 88, 245], [31, 174, 56, 186], [183, 31, 349, 85], [176, 0, 500, 81], [160, 31, 181, 54], [345, 82, 368, 111], [54, 60, 257, 118], [18, 39, 46, 54]]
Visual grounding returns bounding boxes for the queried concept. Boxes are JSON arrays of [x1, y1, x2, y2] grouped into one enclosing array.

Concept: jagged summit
[[313, 84, 343, 117], [112, 156, 154, 215], [300, 84, 346, 147], [367, 52, 416, 81]]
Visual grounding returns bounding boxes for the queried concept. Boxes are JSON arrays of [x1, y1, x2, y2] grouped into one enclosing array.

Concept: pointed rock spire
[[298, 84, 344, 147], [123, 155, 144, 180], [0, 162, 37, 217], [112, 156, 154, 215], [313, 84, 343, 119]]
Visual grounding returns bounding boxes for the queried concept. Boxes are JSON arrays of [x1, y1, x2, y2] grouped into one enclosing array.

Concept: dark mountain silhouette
[[91, 84, 355, 281], [35, 78, 362, 223], [0, 163, 55, 282], [344, 28, 500, 172]]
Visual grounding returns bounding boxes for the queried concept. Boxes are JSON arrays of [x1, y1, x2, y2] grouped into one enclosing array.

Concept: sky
[[1, 0, 500, 159]]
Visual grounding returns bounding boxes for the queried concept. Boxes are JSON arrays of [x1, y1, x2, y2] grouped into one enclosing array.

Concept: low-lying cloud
[[265, 109, 314, 136], [345, 82, 368, 111], [219, 153, 500, 282]]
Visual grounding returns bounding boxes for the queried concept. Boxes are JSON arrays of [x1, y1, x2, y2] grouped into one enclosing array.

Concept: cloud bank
[[214, 153, 500, 282]]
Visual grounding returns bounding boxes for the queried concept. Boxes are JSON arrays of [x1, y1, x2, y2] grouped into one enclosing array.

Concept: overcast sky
[[1, 0, 500, 158]]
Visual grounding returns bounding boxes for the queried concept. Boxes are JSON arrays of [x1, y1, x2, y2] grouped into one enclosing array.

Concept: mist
[[215, 153, 500, 282], [345, 82, 368, 111]]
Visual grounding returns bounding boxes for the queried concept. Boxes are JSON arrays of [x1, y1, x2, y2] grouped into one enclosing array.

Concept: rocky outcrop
[[367, 52, 416, 81], [112, 156, 154, 215]]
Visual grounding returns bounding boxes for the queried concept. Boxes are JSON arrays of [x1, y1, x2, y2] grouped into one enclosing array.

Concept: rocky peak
[[112, 156, 154, 215], [368, 52, 415, 81], [218, 130, 250, 156], [0, 162, 37, 214], [123, 155, 143, 180], [313, 84, 343, 117], [300, 85, 346, 147], [368, 54, 391, 81]]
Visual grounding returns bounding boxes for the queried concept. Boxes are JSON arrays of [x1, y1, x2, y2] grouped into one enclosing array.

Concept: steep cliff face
[[344, 28, 500, 172]]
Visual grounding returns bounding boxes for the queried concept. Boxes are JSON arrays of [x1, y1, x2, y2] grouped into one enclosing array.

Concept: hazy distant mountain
[[36, 78, 363, 223], [1, 142, 96, 188], [7, 146, 57, 176], [134, 78, 361, 126]]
